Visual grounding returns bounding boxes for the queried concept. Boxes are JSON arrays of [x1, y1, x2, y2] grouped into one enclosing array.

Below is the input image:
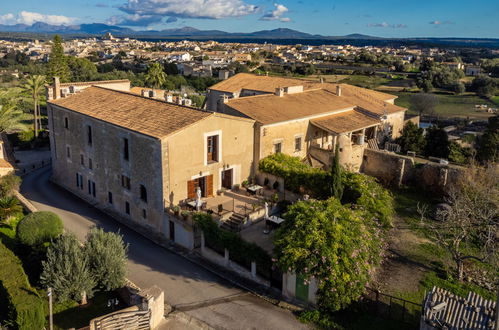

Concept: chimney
[[336, 85, 342, 97], [53, 77, 61, 100], [275, 87, 285, 97]]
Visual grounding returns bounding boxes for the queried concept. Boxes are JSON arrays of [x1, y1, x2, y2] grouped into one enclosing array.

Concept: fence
[[15, 157, 52, 176], [364, 287, 422, 327]]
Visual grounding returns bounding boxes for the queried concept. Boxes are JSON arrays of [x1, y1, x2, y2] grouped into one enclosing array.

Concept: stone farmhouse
[[206, 73, 408, 171], [46, 74, 408, 249], [47, 78, 254, 248]]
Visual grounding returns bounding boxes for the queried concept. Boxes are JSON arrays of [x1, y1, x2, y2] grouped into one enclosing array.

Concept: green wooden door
[[295, 274, 309, 302]]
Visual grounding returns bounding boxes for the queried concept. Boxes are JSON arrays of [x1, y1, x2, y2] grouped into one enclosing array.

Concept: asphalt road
[[20, 166, 306, 330]]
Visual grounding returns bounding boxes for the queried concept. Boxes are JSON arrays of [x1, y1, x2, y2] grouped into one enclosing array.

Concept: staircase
[[221, 213, 246, 232]]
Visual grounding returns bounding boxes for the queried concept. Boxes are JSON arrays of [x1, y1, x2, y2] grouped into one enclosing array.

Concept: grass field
[[392, 92, 497, 119], [491, 95, 499, 106]]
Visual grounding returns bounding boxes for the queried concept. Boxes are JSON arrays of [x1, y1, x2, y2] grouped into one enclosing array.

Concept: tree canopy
[[47, 35, 70, 83], [477, 115, 499, 163], [396, 121, 426, 154], [274, 198, 384, 312], [144, 62, 167, 89], [424, 126, 450, 159]]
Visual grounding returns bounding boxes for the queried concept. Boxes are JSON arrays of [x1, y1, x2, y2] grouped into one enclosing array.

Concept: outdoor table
[[264, 215, 285, 234], [246, 184, 263, 195], [187, 200, 206, 209]]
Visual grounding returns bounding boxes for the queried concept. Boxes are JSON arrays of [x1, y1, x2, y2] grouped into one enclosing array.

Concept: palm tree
[[21, 75, 46, 138], [144, 63, 167, 89], [0, 196, 22, 224], [0, 104, 29, 133]]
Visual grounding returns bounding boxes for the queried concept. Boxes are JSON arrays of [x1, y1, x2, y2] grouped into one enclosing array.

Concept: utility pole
[[47, 287, 53, 330]]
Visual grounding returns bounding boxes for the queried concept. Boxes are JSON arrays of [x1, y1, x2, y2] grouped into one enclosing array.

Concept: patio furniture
[[246, 184, 263, 195], [264, 215, 285, 234], [186, 200, 206, 210]]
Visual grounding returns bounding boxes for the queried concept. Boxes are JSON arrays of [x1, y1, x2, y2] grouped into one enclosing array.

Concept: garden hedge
[[0, 240, 45, 329], [259, 154, 394, 227], [193, 213, 273, 278], [16, 211, 63, 246]]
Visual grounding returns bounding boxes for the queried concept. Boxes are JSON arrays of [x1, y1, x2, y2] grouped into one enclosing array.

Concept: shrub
[[259, 153, 329, 197], [40, 234, 95, 303], [84, 228, 128, 291], [0, 240, 45, 330], [17, 211, 63, 246], [0, 174, 21, 197], [193, 213, 272, 276]]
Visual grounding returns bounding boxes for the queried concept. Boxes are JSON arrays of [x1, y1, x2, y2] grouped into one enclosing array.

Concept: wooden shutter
[[206, 175, 213, 197], [187, 180, 196, 199]]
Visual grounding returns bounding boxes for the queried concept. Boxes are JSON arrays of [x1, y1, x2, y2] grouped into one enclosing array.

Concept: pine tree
[[84, 227, 128, 291], [330, 144, 343, 200], [40, 234, 95, 304], [48, 35, 70, 82]]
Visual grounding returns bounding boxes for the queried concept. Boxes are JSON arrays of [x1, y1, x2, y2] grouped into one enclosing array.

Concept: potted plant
[[241, 180, 249, 187], [217, 187, 226, 196], [173, 205, 180, 216], [181, 210, 190, 220]]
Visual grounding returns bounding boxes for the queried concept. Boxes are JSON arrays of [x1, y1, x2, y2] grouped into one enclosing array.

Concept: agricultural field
[[392, 91, 497, 119]]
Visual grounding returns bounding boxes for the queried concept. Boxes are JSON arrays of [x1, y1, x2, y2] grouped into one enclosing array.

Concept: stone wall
[[361, 148, 465, 193]]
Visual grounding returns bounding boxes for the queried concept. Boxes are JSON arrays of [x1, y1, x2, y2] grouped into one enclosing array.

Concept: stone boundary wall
[[361, 148, 465, 193]]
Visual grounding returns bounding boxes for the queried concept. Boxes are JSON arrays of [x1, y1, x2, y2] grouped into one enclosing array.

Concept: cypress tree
[[330, 144, 344, 199], [48, 35, 70, 82]]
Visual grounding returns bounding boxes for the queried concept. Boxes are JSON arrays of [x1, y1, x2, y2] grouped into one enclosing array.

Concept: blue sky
[[0, 0, 498, 38]]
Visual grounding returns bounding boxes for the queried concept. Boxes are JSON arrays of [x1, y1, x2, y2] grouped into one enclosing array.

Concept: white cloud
[[368, 22, 407, 28], [260, 3, 291, 22], [117, 0, 259, 20], [429, 20, 454, 25], [107, 14, 163, 26], [0, 11, 76, 25]]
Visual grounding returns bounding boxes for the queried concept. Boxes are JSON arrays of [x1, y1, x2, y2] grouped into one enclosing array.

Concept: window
[[87, 125, 92, 146], [88, 158, 93, 170], [87, 180, 96, 197], [121, 175, 131, 190], [108, 191, 113, 204], [274, 142, 282, 154], [66, 146, 71, 159], [140, 184, 147, 203], [75, 173, 83, 189], [295, 137, 302, 151], [64, 117, 69, 129], [123, 138, 129, 161], [207, 135, 218, 163], [80, 154, 84, 165], [142, 209, 147, 219], [125, 201, 130, 215]]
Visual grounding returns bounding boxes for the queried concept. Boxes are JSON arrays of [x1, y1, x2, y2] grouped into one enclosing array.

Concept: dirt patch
[[373, 216, 430, 295]]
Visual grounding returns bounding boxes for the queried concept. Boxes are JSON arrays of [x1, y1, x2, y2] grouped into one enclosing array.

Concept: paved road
[[21, 167, 306, 330]]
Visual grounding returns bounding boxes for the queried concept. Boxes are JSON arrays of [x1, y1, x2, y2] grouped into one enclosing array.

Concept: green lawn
[[339, 75, 391, 89], [491, 95, 499, 106], [392, 92, 496, 119]]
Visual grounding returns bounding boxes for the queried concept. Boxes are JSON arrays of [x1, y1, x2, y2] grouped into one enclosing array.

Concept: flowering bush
[[273, 198, 385, 312]]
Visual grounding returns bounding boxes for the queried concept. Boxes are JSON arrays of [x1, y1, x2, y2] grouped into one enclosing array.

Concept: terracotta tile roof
[[0, 158, 14, 169], [225, 89, 354, 125], [49, 86, 212, 138], [212, 74, 406, 120], [310, 110, 381, 134], [210, 73, 318, 93]]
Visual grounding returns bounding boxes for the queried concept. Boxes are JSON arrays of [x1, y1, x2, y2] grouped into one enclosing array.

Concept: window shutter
[[206, 175, 213, 197], [187, 180, 196, 199]]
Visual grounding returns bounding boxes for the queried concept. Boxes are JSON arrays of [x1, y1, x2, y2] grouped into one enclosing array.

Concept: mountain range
[[0, 23, 498, 48]]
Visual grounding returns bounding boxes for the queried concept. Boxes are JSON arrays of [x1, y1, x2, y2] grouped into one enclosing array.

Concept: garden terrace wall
[[0, 240, 45, 330]]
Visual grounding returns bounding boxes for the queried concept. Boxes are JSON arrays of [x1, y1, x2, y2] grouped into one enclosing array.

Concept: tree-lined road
[[21, 166, 306, 330]]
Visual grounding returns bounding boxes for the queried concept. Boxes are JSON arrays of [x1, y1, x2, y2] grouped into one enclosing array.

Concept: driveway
[[20, 166, 306, 330]]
